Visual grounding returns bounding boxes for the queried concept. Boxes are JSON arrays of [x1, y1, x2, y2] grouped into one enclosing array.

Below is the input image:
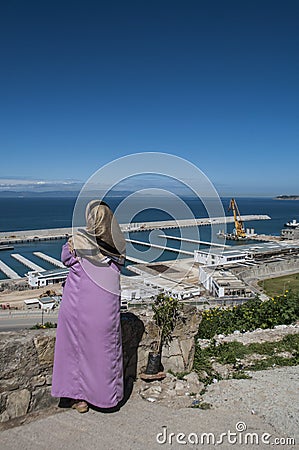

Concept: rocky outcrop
[[135, 305, 200, 373], [0, 306, 200, 423], [0, 329, 57, 423]]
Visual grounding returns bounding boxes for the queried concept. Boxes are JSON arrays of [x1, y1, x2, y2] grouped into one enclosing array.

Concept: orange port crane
[[228, 198, 247, 239]]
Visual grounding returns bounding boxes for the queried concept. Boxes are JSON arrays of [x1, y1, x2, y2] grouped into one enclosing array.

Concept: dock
[[0, 228, 72, 245], [0, 245, 14, 251], [11, 254, 45, 272], [126, 238, 194, 256], [33, 252, 65, 268], [0, 260, 21, 279], [0, 215, 271, 245], [121, 215, 271, 232], [125, 255, 147, 264], [158, 234, 229, 248]]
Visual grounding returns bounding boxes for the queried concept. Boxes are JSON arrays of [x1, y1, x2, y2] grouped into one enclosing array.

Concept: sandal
[[71, 400, 89, 413]]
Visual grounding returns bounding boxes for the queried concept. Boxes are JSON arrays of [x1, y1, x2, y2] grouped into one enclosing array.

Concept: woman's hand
[[68, 237, 75, 254]]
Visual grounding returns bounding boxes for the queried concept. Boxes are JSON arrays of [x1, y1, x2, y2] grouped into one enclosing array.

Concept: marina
[[33, 252, 65, 269], [0, 259, 21, 280], [11, 254, 45, 272], [0, 199, 298, 303]]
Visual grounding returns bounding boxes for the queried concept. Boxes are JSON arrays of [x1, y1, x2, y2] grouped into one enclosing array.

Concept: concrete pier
[[0, 228, 72, 245], [11, 254, 45, 272], [125, 255, 147, 264], [158, 234, 230, 248], [0, 215, 271, 245], [0, 260, 21, 279], [33, 252, 65, 268], [121, 215, 271, 232], [126, 238, 194, 256]]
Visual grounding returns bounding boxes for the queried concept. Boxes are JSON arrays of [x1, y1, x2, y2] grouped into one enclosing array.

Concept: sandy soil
[[0, 284, 63, 308]]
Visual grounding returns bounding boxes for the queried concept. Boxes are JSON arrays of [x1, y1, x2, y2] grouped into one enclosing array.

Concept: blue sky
[[0, 0, 298, 196]]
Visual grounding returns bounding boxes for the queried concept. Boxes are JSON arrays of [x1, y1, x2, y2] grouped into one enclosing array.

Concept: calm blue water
[[0, 196, 298, 279]]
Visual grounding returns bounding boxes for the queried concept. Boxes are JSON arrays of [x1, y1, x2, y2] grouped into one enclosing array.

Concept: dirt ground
[[0, 284, 63, 308]]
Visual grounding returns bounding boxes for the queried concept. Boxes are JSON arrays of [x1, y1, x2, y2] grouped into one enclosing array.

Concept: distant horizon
[[0, 189, 296, 200], [0, 176, 298, 199]]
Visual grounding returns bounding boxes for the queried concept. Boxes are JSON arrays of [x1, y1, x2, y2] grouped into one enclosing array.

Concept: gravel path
[[203, 365, 299, 443]]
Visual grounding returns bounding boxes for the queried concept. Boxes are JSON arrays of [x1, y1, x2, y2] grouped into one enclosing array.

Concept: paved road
[[0, 310, 58, 331]]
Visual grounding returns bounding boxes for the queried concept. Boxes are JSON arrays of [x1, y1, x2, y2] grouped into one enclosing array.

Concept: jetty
[[33, 252, 65, 268], [125, 255, 147, 264], [126, 238, 194, 256], [0, 215, 270, 245], [11, 254, 45, 272], [158, 234, 230, 248], [0, 260, 21, 279], [121, 215, 270, 232]]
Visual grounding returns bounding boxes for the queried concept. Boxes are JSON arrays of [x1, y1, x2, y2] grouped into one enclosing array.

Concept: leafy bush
[[152, 294, 182, 353], [197, 291, 299, 339], [31, 322, 57, 329], [193, 333, 299, 377]]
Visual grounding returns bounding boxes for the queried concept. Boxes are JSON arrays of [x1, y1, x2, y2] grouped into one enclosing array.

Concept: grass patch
[[31, 322, 57, 329], [167, 369, 190, 380], [231, 371, 252, 379], [193, 334, 299, 380], [190, 401, 212, 409], [197, 292, 299, 339], [258, 273, 299, 296]]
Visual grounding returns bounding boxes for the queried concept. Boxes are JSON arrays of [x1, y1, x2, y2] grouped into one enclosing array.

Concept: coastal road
[[0, 310, 58, 331]]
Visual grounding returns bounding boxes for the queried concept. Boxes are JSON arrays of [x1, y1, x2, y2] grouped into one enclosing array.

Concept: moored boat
[[285, 219, 299, 228]]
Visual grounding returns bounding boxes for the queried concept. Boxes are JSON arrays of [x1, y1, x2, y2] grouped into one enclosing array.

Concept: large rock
[[29, 386, 57, 412], [0, 331, 41, 387], [4, 389, 31, 420], [136, 305, 200, 373], [33, 334, 55, 366]]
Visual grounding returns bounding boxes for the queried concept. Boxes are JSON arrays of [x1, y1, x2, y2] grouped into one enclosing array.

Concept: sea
[[0, 196, 298, 280]]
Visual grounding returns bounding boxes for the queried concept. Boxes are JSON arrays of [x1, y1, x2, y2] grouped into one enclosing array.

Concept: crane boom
[[228, 198, 246, 238]]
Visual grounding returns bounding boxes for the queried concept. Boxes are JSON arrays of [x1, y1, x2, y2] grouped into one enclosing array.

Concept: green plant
[[193, 333, 299, 382], [167, 369, 190, 380], [31, 322, 57, 329], [231, 371, 252, 380], [152, 294, 183, 353], [197, 291, 299, 339], [190, 401, 212, 409]]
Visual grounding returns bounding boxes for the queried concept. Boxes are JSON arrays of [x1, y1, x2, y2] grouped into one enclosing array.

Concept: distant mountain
[[0, 189, 136, 198], [0, 190, 80, 197], [275, 195, 299, 200]]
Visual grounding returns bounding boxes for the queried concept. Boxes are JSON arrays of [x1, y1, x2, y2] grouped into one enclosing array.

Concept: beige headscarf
[[69, 200, 126, 266]]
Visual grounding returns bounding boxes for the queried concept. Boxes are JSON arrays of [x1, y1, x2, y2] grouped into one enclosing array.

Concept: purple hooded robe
[[51, 242, 123, 408]]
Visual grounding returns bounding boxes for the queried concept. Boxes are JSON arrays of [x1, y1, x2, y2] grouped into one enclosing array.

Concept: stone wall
[[238, 258, 299, 283], [0, 305, 200, 423]]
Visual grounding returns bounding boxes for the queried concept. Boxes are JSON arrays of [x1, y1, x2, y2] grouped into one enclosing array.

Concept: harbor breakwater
[[0, 215, 270, 245]]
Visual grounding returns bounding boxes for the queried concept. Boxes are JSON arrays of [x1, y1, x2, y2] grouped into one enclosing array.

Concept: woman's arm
[[61, 242, 79, 267]]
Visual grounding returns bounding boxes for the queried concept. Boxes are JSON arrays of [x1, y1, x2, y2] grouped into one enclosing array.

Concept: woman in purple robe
[[51, 200, 126, 413]]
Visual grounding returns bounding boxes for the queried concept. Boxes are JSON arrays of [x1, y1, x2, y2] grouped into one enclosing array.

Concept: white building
[[38, 296, 56, 309], [199, 266, 252, 298], [194, 248, 247, 266], [28, 268, 69, 287]]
